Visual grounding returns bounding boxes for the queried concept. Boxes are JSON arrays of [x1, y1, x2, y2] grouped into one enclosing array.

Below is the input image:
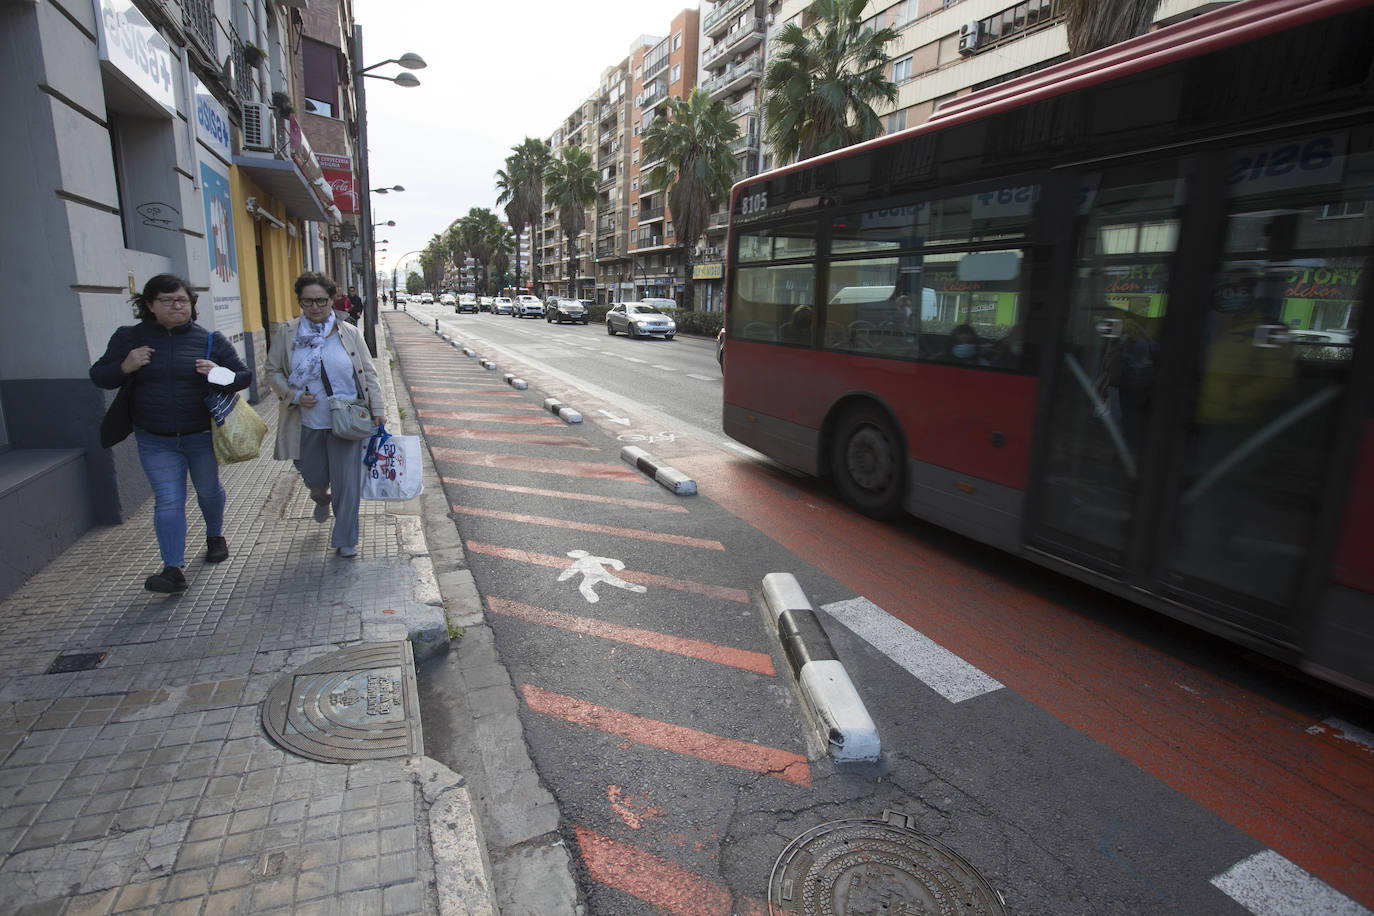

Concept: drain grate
[[769, 810, 1007, 915], [46, 652, 107, 674]]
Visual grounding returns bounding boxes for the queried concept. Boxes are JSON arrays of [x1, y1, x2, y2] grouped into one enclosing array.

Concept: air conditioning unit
[[959, 21, 985, 54], [241, 101, 274, 152]]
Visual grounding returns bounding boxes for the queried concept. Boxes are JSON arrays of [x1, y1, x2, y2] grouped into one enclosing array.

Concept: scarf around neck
[[288, 311, 338, 391]]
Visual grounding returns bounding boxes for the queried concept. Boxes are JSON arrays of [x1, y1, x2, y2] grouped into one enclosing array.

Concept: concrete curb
[[541, 397, 583, 425], [620, 445, 698, 496], [761, 572, 881, 762], [407, 758, 500, 916]]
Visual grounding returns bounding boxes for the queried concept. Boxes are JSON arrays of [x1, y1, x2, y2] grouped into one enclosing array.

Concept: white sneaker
[[337, 546, 358, 558]]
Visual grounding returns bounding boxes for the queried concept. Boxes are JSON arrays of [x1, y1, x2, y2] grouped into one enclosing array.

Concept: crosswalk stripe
[[522, 685, 810, 786], [452, 505, 725, 551], [1211, 850, 1369, 915], [464, 541, 749, 603], [820, 597, 1003, 703], [488, 597, 775, 675]]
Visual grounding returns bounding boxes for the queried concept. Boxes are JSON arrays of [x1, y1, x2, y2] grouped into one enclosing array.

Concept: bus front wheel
[[831, 405, 904, 520]]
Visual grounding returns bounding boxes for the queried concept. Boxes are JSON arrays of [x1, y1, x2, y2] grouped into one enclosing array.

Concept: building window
[[673, 32, 682, 50], [631, 203, 639, 216], [671, 64, 681, 84], [302, 38, 338, 118], [632, 177, 639, 190], [887, 109, 907, 133], [632, 149, 640, 163], [667, 222, 674, 237], [892, 55, 913, 84], [894, 0, 918, 27]]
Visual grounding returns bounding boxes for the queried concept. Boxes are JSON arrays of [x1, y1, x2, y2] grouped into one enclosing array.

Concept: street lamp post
[[351, 26, 424, 356], [390, 249, 426, 310]]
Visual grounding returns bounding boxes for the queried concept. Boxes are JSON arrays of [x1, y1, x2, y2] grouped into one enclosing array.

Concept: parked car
[[492, 296, 514, 315], [514, 294, 544, 318], [606, 302, 675, 339], [546, 298, 588, 324], [440, 292, 456, 307], [456, 293, 478, 313], [479, 296, 494, 312]]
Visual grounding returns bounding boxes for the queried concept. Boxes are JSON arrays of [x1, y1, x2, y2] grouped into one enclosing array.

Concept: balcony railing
[[632, 235, 666, 250], [638, 206, 666, 223], [182, 0, 217, 63], [703, 0, 751, 36], [708, 210, 729, 229], [703, 56, 762, 98], [730, 133, 760, 154], [728, 98, 758, 119], [702, 18, 764, 68]]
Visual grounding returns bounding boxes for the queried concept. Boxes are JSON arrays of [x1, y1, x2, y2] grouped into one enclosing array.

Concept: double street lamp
[[351, 28, 425, 355]]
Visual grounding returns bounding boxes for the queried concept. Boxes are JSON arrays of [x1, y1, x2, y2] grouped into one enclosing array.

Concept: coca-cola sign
[[317, 153, 358, 214]]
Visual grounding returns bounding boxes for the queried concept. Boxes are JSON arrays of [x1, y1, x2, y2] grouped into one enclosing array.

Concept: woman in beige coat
[[266, 271, 385, 557]]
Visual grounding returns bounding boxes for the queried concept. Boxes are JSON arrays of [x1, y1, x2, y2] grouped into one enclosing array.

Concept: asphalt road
[[395, 301, 1374, 916]]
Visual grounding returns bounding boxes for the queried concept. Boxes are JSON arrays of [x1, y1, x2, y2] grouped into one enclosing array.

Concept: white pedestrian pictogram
[[557, 549, 647, 603]]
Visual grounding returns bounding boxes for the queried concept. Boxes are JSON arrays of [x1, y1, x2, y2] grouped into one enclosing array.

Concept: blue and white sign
[[93, 0, 176, 114], [192, 76, 232, 163], [198, 154, 245, 360]]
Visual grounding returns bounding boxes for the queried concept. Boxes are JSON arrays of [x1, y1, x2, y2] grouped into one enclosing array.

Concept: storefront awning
[[233, 153, 335, 223]]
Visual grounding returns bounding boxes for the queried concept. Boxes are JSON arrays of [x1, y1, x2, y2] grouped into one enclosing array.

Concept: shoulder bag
[[99, 377, 135, 448], [203, 333, 267, 464], [320, 361, 375, 440]]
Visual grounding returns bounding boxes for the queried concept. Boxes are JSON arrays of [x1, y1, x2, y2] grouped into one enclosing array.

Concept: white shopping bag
[[361, 424, 424, 500]]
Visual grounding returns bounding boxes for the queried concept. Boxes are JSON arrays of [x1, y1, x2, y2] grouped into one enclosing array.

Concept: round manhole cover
[[769, 810, 1007, 915]]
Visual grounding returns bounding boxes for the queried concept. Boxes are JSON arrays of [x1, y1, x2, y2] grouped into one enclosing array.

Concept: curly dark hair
[[294, 271, 338, 300], [131, 274, 198, 322]]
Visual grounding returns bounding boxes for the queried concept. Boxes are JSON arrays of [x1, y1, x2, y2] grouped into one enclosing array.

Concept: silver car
[[606, 302, 675, 339]]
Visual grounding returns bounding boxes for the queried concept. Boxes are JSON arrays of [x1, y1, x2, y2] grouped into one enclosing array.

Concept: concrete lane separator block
[[541, 398, 583, 425], [503, 373, 529, 391], [463, 348, 475, 357], [620, 446, 697, 497], [762, 572, 880, 762], [480, 359, 497, 371]]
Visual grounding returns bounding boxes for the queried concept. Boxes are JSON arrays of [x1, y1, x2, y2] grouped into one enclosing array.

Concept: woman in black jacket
[[90, 274, 251, 593]]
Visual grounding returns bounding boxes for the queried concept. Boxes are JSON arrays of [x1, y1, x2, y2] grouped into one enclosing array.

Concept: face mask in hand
[[952, 343, 977, 359]]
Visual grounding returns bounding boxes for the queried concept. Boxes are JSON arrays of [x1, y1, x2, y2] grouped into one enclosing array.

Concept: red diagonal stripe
[[430, 447, 645, 481], [488, 597, 774, 676], [452, 505, 724, 550], [575, 826, 768, 916], [522, 685, 809, 786]]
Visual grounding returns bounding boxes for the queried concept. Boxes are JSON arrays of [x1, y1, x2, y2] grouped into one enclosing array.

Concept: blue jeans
[[134, 429, 225, 567]]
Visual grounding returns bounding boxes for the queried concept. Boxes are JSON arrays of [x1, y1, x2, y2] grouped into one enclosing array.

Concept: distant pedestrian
[[333, 289, 353, 325], [89, 274, 252, 593], [347, 286, 364, 325], [265, 271, 385, 558]]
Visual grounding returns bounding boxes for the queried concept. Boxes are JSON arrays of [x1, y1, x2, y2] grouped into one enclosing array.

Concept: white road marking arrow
[[598, 410, 631, 426]]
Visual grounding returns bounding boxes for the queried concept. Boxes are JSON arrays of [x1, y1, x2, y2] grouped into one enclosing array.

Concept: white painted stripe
[[1305, 718, 1374, 753], [1211, 850, 1370, 916], [650, 365, 676, 371], [622, 357, 647, 364], [686, 374, 717, 382], [820, 597, 1003, 703], [799, 659, 880, 762]]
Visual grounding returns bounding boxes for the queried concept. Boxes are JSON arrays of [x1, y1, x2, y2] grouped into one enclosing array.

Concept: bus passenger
[[945, 325, 988, 365]]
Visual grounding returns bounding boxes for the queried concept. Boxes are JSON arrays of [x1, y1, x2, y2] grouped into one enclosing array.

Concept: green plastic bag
[[210, 395, 268, 465]]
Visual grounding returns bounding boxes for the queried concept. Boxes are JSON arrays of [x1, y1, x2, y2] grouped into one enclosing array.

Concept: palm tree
[[762, 0, 899, 165], [459, 208, 504, 295], [642, 88, 741, 312], [502, 137, 551, 295], [544, 145, 597, 299], [441, 222, 464, 291], [1063, 0, 1160, 56], [487, 223, 514, 292]]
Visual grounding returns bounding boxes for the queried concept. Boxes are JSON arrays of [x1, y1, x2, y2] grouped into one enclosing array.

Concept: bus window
[[1035, 167, 1183, 564], [1163, 132, 1371, 608], [731, 223, 818, 342]]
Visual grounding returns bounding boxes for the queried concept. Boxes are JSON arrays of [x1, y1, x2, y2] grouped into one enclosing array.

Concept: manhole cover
[[769, 810, 1007, 915], [47, 652, 106, 674], [261, 642, 423, 763]]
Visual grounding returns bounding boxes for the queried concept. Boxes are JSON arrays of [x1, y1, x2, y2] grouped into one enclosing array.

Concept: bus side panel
[[893, 364, 1039, 491], [723, 341, 1039, 490], [1332, 419, 1374, 593], [906, 458, 1025, 552]]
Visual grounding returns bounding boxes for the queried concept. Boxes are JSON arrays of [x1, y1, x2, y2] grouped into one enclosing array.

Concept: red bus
[[721, 0, 1374, 695]]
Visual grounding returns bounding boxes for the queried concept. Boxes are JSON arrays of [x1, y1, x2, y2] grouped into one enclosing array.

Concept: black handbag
[[99, 378, 135, 448]]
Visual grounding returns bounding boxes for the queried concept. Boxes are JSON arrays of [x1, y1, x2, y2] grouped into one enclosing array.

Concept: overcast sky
[[352, 0, 701, 280]]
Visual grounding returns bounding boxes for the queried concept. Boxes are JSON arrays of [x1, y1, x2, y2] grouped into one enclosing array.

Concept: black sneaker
[[145, 566, 188, 593], [205, 536, 229, 563]]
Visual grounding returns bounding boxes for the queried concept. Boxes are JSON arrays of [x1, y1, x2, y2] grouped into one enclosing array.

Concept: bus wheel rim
[[846, 426, 894, 493]]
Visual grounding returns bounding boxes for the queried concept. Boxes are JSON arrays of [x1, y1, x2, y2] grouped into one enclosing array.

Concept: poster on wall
[[317, 154, 357, 215], [198, 157, 245, 362]]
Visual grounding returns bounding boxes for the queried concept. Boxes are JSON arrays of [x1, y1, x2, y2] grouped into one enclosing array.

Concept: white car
[[492, 296, 514, 315], [439, 293, 456, 306], [420, 292, 434, 304], [606, 302, 675, 339], [514, 294, 544, 318]]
